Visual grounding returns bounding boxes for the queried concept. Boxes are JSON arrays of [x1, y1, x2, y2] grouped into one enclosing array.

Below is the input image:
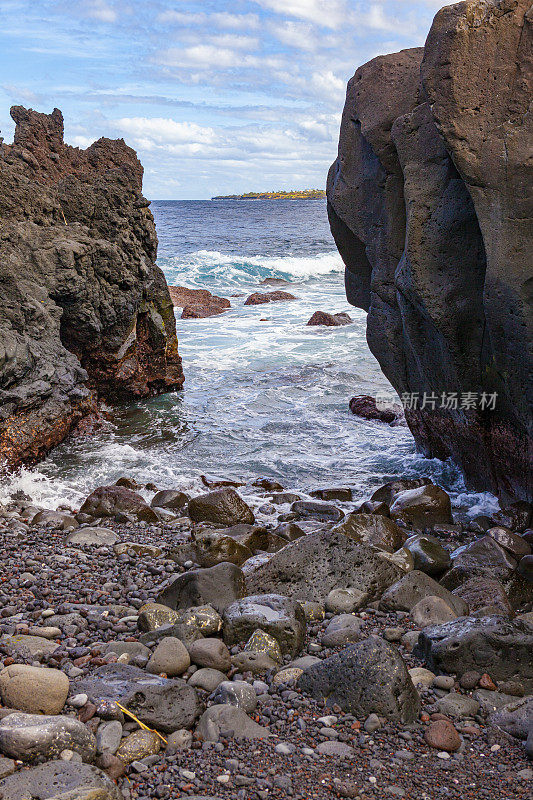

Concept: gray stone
[[222, 594, 305, 657], [151, 489, 189, 511], [196, 705, 270, 741], [321, 614, 363, 648], [436, 693, 479, 718], [0, 713, 96, 762], [1, 634, 60, 659], [157, 562, 246, 614], [146, 637, 191, 677], [410, 596, 458, 628], [231, 651, 278, 675], [245, 529, 403, 602], [489, 695, 533, 739], [188, 668, 227, 693], [389, 485, 452, 528], [188, 638, 231, 672], [211, 680, 258, 713], [70, 663, 201, 732], [96, 720, 123, 754], [298, 636, 420, 722], [66, 527, 118, 546], [380, 571, 468, 615], [0, 761, 121, 800], [415, 616, 533, 691], [0, 758, 15, 779], [472, 689, 518, 715], [104, 641, 151, 661], [325, 588, 368, 614], [316, 741, 354, 757]]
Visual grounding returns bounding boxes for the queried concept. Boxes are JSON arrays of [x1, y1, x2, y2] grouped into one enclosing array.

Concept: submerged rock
[[168, 286, 230, 318], [307, 311, 352, 326], [244, 291, 296, 305], [349, 395, 403, 425], [79, 486, 159, 523]]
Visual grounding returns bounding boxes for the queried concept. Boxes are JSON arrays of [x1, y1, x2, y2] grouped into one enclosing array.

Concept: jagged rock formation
[[0, 106, 183, 468], [327, 0, 532, 502]]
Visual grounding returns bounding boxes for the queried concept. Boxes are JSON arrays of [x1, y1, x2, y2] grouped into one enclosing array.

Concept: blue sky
[[0, 0, 446, 199]]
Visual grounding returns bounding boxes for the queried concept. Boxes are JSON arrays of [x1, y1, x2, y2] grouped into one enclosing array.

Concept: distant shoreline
[[211, 189, 326, 200]]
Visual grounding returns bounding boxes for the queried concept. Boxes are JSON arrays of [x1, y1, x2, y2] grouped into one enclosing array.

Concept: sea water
[[0, 200, 499, 518]]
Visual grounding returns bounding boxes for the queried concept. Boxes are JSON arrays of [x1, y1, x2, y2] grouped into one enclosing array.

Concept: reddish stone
[[244, 290, 296, 305], [479, 673, 497, 690], [424, 719, 461, 752]]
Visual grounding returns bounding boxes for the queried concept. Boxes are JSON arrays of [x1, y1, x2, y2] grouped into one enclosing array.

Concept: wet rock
[[197, 705, 270, 740], [378, 547, 415, 574], [410, 596, 458, 628], [355, 499, 390, 516], [371, 479, 433, 506], [307, 311, 352, 327], [389, 485, 452, 528], [80, 485, 159, 523], [310, 487, 352, 502], [146, 636, 191, 676], [66, 527, 118, 546], [0, 761, 121, 800], [518, 555, 533, 584], [252, 476, 285, 492], [451, 577, 513, 618], [321, 614, 363, 648], [31, 510, 78, 529], [291, 500, 344, 522], [272, 522, 306, 542], [222, 594, 305, 657], [150, 489, 189, 511], [487, 526, 531, 558], [0, 712, 96, 762], [188, 638, 231, 672], [244, 291, 296, 305], [245, 528, 403, 602], [157, 562, 246, 614], [0, 664, 69, 715], [489, 695, 533, 739], [115, 729, 161, 764], [188, 488, 255, 527], [349, 395, 403, 424], [211, 681, 257, 713], [380, 570, 468, 615], [194, 530, 253, 567], [169, 286, 231, 318], [424, 719, 461, 752], [403, 534, 451, 575], [299, 636, 420, 722], [334, 513, 406, 552], [415, 616, 533, 690]]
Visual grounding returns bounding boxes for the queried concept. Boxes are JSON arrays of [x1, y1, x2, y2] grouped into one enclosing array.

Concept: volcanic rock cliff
[[327, 0, 532, 502], [0, 106, 184, 468]]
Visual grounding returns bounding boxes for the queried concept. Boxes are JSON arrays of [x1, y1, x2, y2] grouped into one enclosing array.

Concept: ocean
[[0, 199, 499, 518]]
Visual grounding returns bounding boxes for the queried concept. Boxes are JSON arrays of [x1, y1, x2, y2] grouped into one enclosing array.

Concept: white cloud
[[87, 1, 117, 23], [253, 0, 347, 29], [115, 117, 217, 147]]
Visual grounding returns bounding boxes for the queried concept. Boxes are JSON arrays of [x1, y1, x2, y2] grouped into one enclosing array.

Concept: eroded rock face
[[327, 1, 532, 502], [0, 106, 183, 468]]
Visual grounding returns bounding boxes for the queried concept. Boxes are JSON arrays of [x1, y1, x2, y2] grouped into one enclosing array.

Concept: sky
[[0, 0, 447, 199]]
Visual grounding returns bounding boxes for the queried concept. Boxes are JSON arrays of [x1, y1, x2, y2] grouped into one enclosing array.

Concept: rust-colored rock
[[244, 290, 296, 305], [168, 286, 230, 318], [327, 1, 532, 503], [349, 395, 404, 425], [424, 719, 461, 752], [0, 106, 183, 468], [307, 311, 352, 326]]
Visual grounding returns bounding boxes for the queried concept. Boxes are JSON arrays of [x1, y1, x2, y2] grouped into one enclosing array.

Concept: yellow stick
[[115, 702, 168, 744]]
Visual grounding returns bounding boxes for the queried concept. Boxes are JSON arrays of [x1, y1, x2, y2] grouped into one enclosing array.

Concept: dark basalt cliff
[[0, 106, 184, 468], [327, 0, 532, 502]]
